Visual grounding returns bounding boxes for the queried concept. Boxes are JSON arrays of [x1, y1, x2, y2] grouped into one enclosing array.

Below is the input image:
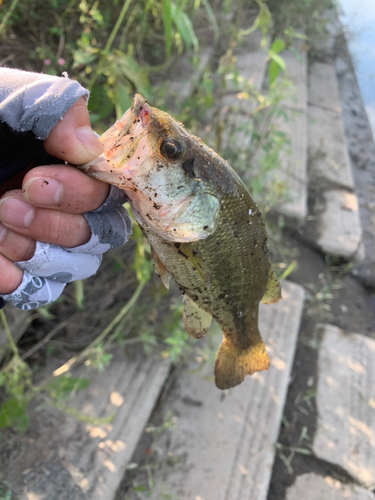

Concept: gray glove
[[0, 68, 131, 310]]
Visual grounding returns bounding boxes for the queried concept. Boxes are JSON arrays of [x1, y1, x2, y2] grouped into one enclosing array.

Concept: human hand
[[0, 98, 123, 297]]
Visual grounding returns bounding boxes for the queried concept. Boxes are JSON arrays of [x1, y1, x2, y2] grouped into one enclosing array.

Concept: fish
[[80, 94, 281, 390]]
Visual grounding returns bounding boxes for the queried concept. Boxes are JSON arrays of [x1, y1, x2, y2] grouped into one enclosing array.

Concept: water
[[338, 0, 375, 139]]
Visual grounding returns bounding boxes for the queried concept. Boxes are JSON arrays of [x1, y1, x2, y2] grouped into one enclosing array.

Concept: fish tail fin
[[214, 336, 269, 390]]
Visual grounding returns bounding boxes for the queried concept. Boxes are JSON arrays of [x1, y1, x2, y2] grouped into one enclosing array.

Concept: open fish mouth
[[78, 94, 151, 182]]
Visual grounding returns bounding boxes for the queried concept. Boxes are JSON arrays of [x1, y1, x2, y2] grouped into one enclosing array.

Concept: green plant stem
[[0, 310, 19, 358], [0, 0, 21, 35], [88, 0, 133, 90], [53, 279, 146, 376]]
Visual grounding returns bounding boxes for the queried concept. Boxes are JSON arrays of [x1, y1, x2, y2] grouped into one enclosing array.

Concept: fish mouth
[[79, 94, 151, 178], [117, 94, 150, 139]]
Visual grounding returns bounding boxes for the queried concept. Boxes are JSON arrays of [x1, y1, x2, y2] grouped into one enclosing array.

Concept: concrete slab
[[15, 350, 170, 500], [286, 473, 374, 500], [135, 281, 305, 500], [308, 105, 355, 190], [317, 189, 363, 259], [282, 50, 308, 112], [274, 110, 308, 224], [308, 62, 342, 113], [313, 325, 375, 488]]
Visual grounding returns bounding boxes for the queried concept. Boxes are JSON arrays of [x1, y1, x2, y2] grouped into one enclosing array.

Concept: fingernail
[[0, 197, 35, 228], [23, 177, 63, 206], [76, 126, 103, 157], [0, 222, 6, 243]]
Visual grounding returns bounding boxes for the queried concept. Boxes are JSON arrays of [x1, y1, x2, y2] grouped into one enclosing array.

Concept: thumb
[[43, 97, 103, 165]]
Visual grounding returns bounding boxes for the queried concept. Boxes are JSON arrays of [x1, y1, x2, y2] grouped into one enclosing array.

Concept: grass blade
[[162, 0, 173, 59]]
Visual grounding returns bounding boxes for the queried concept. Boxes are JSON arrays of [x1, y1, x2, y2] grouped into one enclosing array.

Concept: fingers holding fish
[[0, 222, 36, 263], [0, 253, 23, 294], [22, 164, 110, 214], [0, 191, 91, 248]]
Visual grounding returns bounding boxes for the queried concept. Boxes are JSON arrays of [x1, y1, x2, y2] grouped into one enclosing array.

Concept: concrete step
[[286, 473, 374, 500], [9, 350, 170, 500], [316, 189, 363, 259], [263, 47, 308, 226], [219, 30, 269, 152], [308, 61, 342, 113], [304, 60, 364, 261], [308, 104, 354, 190], [127, 281, 304, 500], [313, 324, 375, 489]]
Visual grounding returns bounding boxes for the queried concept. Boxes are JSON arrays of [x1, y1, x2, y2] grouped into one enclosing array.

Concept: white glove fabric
[[0, 186, 131, 310]]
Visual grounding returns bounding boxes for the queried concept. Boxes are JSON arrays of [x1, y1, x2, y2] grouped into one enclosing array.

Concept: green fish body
[[80, 94, 281, 389]]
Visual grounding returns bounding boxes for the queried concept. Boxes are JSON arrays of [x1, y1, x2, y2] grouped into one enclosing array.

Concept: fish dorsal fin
[[183, 295, 212, 339], [261, 265, 282, 304]]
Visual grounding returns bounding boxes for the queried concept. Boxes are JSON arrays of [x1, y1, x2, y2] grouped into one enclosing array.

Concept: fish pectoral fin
[[214, 337, 269, 390], [178, 243, 211, 288], [183, 295, 212, 339], [261, 265, 282, 304], [151, 247, 171, 289]]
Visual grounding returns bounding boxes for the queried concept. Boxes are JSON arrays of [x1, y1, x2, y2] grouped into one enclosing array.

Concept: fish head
[[81, 94, 221, 242]]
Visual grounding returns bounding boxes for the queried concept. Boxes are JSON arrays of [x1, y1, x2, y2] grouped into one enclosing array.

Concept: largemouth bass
[[81, 94, 281, 389]]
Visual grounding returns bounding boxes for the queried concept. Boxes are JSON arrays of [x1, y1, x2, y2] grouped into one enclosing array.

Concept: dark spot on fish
[[203, 225, 208, 230], [182, 157, 196, 179], [137, 157, 140, 160], [154, 193, 158, 197], [43, 180, 49, 185], [137, 119, 140, 123], [192, 250, 198, 256], [233, 231, 239, 237], [153, 202, 161, 209], [177, 186, 184, 189], [177, 249, 188, 259]]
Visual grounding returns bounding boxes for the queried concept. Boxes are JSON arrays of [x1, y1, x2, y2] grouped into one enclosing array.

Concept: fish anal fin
[[261, 265, 282, 304], [151, 247, 171, 289], [214, 337, 269, 390], [183, 295, 212, 339]]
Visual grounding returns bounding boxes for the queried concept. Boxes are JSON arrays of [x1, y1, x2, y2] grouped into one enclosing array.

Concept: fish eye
[[160, 137, 185, 160]]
